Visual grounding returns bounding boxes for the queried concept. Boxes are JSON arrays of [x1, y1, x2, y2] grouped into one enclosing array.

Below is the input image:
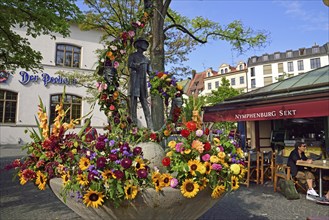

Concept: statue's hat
[[133, 37, 149, 48]]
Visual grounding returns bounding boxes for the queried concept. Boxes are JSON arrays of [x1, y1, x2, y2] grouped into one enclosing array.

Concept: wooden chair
[[259, 151, 275, 184], [242, 151, 260, 187], [273, 154, 291, 192]]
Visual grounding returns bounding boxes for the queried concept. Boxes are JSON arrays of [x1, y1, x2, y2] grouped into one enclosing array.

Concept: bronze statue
[[128, 37, 153, 130]]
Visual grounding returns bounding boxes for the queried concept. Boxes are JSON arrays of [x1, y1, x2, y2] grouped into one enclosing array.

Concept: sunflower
[[124, 183, 138, 200], [211, 185, 225, 199], [160, 173, 172, 187], [231, 176, 239, 190], [83, 189, 104, 208], [18, 172, 27, 185], [204, 162, 212, 175], [198, 177, 209, 191], [152, 172, 164, 192], [134, 157, 146, 170], [79, 157, 90, 171], [77, 174, 89, 186], [101, 169, 114, 181], [61, 171, 70, 186], [188, 159, 203, 176], [180, 179, 199, 198], [35, 171, 47, 190]]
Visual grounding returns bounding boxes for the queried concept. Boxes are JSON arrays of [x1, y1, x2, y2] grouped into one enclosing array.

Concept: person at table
[[287, 141, 319, 201]]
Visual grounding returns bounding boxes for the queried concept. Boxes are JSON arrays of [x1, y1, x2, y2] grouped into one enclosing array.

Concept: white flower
[[110, 45, 117, 51]]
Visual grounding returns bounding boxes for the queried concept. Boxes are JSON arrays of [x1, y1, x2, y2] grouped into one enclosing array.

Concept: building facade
[[247, 42, 329, 91], [202, 61, 248, 96], [0, 24, 109, 145]]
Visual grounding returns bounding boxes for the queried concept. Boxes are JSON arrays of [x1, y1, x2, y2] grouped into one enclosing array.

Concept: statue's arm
[[128, 54, 139, 70]]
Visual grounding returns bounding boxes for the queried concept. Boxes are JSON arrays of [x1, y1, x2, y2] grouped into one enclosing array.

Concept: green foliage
[[181, 95, 206, 122], [0, 0, 83, 72]]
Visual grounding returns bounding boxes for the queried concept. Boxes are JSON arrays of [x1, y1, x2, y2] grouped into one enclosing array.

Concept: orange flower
[[163, 129, 171, 137], [191, 140, 204, 153], [106, 51, 115, 61]]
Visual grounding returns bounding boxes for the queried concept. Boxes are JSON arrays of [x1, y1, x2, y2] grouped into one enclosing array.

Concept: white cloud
[[274, 0, 329, 31]]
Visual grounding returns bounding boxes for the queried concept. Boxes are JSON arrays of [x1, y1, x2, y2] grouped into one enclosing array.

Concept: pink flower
[[201, 154, 210, 162], [96, 82, 108, 92], [175, 142, 184, 153], [128, 30, 135, 38], [113, 61, 119, 69], [170, 178, 179, 188], [195, 129, 203, 137], [211, 163, 222, 171]]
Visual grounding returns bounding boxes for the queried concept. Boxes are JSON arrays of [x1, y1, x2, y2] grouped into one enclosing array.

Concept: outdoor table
[[296, 160, 329, 197]]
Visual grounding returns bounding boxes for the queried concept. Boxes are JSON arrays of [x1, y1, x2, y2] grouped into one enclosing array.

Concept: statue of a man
[[128, 37, 154, 130]]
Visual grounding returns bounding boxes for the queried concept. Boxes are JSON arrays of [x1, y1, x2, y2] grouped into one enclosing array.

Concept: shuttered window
[[263, 65, 272, 75]]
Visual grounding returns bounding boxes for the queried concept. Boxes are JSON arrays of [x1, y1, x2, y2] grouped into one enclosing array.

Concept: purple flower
[[170, 178, 179, 188], [96, 157, 107, 169], [137, 169, 148, 178], [109, 140, 115, 146], [212, 163, 222, 171], [108, 153, 118, 161], [121, 158, 132, 169], [90, 152, 97, 160], [113, 170, 124, 179], [88, 171, 97, 181], [97, 135, 107, 142]]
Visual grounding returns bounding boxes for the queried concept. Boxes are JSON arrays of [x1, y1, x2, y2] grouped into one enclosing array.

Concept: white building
[[0, 24, 109, 145], [247, 42, 329, 91], [202, 61, 248, 96]]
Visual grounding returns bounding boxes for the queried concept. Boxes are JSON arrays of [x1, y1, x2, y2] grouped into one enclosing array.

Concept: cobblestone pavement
[[1, 145, 328, 220]]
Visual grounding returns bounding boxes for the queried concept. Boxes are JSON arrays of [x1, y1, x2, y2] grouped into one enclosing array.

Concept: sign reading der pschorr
[[234, 110, 297, 120], [19, 71, 77, 87]]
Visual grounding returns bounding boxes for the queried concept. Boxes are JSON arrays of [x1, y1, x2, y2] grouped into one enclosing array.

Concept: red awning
[[203, 99, 329, 122]]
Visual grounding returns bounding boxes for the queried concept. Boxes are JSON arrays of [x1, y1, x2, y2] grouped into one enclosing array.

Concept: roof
[[204, 65, 329, 111]]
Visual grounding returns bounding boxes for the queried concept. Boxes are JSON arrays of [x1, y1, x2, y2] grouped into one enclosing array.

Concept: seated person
[[287, 141, 319, 201]]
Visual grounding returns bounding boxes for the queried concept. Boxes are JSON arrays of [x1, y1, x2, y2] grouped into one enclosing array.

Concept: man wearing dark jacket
[[287, 141, 319, 201]]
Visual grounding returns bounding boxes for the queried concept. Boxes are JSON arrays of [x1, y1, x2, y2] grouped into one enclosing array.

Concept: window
[[278, 63, 283, 73], [263, 64, 272, 75], [286, 51, 293, 58], [263, 55, 268, 61], [239, 76, 245, 84], [252, 57, 257, 63], [239, 64, 243, 70], [207, 83, 212, 90], [251, 79, 256, 88], [0, 90, 17, 123], [312, 47, 320, 54], [274, 53, 280, 59], [220, 69, 224, 74], [50, 94, 82, 124], [230, 78, 236, 86], [310, 58, 321, 69], [207, 72, 211, 77], [56, 44, 81, 68], [250, 67, 255, 77], [287, 62, 294, 72], [225, 68, 228, 73], [299, 48, 305, 56], [297, 60, 304, 71], [215, 81, 219, 88], [264, 76, 272, 86]]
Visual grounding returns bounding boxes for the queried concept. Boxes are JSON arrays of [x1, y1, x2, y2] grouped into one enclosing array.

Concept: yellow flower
[[152, 172, 164, 192], [134, 157, 146, 170], [163, 129, 171, 137], [213, 137, 220, 146], [160, 173, 172, 187], [83, 189, 104, 208], [230, 164, 241, 175], [217, 151, 226, 159], [124, 183, 138, 200], [210, 155, 220, 163], [188, 159, 204, 176], [35, 171, 47, 190], [236, 147, 244, 158], [77, 174, 89, 186], [61, 171, 70, 186], [79, 157, 90, 171], [181, 179, 199, 198], [168, 140, 176, 149], [166, 151, 173, 157], [231, 176, 239, 190], [176, 84, 183, 91], [184, 148, 191, 154], [18, 172, 27, 185], [204, 162, 212, 175], [211, 185, 225, 199], [198, 177, 209, 191], [191, 140, 204, 153]]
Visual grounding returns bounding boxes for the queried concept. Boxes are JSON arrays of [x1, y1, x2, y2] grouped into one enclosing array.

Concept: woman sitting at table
[[287, 141, 319, 201]]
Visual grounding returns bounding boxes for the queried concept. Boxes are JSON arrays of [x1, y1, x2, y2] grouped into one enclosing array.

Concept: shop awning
[[203, 99, 329, 122]]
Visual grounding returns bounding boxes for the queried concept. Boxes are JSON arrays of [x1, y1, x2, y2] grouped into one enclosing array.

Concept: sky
[[169, 0, 329, 72]]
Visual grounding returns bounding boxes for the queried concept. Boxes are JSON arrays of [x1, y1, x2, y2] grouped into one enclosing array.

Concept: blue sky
[[170, 0, 329, 72]]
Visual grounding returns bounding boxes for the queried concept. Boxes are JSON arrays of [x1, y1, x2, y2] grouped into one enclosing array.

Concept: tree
[[0, 0, 83, 72], [62, 0, 269, 130]]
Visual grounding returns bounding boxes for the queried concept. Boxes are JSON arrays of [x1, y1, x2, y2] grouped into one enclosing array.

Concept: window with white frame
[[239, 76, 244, 84], [286, 51, 293, 58], [250, 67, 255, 77], [274, 53, 280, 59], [263, 64, 272, 75], [297, 60, 304, 71], [263, 55, 268, 61], [50, 94, 82, 125], [215, 81, 219, 88], [230, 78, 236, 86], [251, 79, 256, 88], [0, 90, 17, 123], [312, 47, 320, 54], [310, 58, 321, 69], [56, 44, 81, 68], [278, 63, 283, 73], [207, 83, 212, 90], [287, 62, 294, 72], [221, 69, 224, 74], [264, 76, 272, 86]]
